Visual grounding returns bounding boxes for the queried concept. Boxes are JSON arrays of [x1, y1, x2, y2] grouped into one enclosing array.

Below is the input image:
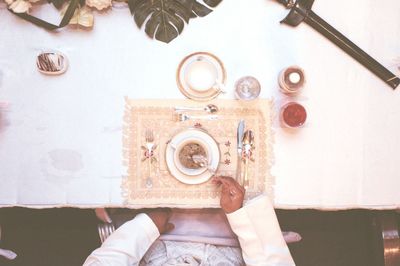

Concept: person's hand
[[95, 208, 112, 223], [212, 176, 245, 214], [145, 208, 175, 234]]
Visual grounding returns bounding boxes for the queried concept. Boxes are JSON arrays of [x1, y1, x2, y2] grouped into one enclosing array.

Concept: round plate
[[166, 128, 220, 185], [176, 52, 226, 101]]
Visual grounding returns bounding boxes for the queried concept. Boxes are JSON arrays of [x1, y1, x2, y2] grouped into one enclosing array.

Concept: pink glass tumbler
[[280, 102, 307, 128]]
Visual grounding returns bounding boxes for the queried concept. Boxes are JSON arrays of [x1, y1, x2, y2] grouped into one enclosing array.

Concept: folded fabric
[[109, 208, 302, 247], [159, 208, 302, 247]]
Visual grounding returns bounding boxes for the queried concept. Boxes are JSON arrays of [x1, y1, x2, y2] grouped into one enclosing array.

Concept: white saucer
[[176, 52, 226, 101], [166, 128, 220, 185]]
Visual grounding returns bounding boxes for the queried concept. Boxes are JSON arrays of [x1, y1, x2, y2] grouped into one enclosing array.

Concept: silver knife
[[236, 120, 245, 183]]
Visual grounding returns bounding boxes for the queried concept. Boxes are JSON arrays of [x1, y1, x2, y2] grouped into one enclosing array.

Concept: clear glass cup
[[234, 76, 261, 100]]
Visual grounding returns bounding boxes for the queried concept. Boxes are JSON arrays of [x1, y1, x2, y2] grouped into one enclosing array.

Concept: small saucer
[[176, 52, 226, 101]]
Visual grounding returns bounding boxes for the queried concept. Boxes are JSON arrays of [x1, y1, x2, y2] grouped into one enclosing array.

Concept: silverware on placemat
[[242, 129, 254, 189], [236, 120, 245, 183], [174, 104, 219, 113], [145, 129, 155, 188], [176, 113, 218, 122]]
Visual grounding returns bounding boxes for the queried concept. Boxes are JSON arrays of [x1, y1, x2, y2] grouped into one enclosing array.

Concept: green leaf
[[60, 0, 79, 27], [128, 0, 224, 43], [9, 0, 79, 30], [204, 0, 222, 8], [51, 0, 67, 9], [191, 1, 212, 17]]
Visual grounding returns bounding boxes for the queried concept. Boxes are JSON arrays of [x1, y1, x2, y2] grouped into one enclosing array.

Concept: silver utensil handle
[[175, 106, 203, 111], [190, 115, 218, 120], [148, 156, 152, 182], [243, 157, 249, 189], [236, 154, 242, 182]]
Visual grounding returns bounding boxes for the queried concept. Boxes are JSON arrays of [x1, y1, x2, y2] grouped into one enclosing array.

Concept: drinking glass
[[278, 66, 305, 94], [234, 76, 261, 100], [280, 102, 307, 128]]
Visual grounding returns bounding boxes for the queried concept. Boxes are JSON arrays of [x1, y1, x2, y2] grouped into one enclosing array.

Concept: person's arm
[[83, 210, 174, 266], [227, 195, 295, 266], [213, 176, 295, 266]]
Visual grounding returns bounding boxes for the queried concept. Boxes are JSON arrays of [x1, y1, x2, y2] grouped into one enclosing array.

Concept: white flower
[[85, 0, 112, 10], [8, 0, 31, 13], [61, 5, 94, 28], [6, 0, 39, 13]]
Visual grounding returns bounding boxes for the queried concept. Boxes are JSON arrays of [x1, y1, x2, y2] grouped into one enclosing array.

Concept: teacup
[[173, 138, 210, 176]]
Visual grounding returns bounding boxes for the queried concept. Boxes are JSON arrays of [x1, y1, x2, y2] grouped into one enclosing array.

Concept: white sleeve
[[226, 195, 295, 266], [83, 213, 160, 266]]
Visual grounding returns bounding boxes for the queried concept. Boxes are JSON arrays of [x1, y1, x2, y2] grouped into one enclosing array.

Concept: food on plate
[[178, 142, 206, 169]]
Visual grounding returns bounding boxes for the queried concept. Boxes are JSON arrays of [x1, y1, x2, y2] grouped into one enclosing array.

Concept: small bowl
[[173, 138, 210, 176]]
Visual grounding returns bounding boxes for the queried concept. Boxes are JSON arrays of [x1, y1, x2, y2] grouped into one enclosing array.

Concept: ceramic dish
[[36, 52, 68, 75], [166, 128, 220, 184], [176, 52, 226, 101]]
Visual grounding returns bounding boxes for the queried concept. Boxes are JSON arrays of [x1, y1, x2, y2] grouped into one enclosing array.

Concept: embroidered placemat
[[122, 98, 274, 208]]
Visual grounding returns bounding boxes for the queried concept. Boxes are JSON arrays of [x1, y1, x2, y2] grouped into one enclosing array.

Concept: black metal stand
[[276, 0, 400, 90]]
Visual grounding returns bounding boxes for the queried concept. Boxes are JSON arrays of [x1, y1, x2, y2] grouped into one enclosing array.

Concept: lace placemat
[[122, 98, 274, 208]]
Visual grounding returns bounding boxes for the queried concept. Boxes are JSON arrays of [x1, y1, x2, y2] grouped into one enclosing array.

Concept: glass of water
[[234, 76, 261, 100]]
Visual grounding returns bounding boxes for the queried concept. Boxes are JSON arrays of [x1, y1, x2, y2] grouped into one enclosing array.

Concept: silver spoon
[[174, 104, 219, 113], [192, 155, 216, 174], [242, 130, 253, 189]]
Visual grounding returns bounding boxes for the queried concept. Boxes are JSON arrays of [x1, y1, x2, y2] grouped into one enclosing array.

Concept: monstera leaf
[[128, 0, 223, 43]]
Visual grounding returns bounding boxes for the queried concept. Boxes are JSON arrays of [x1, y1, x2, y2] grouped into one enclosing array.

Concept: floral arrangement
[[4, 0, 222, 43]]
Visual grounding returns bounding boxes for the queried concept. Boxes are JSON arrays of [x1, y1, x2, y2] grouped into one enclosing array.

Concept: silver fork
[[177, 113, 218, 122], [145, 129, 155, 188]]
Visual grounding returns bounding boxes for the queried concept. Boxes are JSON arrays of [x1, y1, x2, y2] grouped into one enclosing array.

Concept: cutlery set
[[174, 104, 219, 121], [144, 129, 156, 188], [176, 113, 218, 122], [236, 120, 255, 189]]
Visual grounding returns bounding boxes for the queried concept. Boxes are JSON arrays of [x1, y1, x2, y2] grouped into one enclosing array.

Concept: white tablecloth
[[0, 0, 399, 209]]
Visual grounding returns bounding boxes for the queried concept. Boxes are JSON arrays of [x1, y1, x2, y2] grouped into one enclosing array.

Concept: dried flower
[[61, 6, 94, 28], [8, 0, 31, 13], [5, 0, 41, 13], [85, 0, 112, 10]]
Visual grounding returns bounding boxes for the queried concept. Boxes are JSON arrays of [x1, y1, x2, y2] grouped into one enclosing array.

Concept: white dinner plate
[[166, 128, 220, 185], [176, 52, 226, 101]]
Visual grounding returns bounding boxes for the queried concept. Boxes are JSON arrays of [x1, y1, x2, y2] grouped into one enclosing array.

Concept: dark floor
[[0, 208, 99, 266], [277, 210, 385, 266], [0, 208, 390, 266]]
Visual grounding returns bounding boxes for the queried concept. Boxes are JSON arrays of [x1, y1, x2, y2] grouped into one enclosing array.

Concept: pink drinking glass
[[280, 102, 307, 128]]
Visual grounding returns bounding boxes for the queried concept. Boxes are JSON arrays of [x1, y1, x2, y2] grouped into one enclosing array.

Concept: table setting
[[0, 0, 400, 210], [122, 98, 274, 208]]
